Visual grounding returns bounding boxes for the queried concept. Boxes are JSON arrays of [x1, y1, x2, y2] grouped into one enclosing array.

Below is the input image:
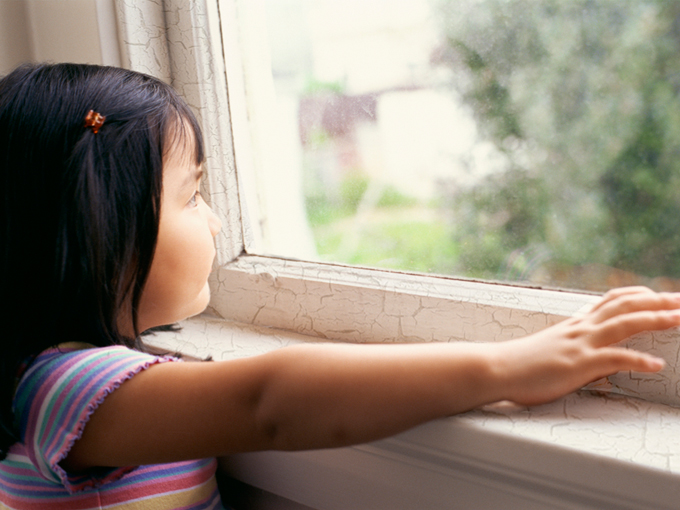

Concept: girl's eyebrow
[[182, 169, 204, 189]]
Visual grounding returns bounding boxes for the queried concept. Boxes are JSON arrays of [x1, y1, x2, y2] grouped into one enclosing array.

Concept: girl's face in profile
[[136, 133, 221, 332]]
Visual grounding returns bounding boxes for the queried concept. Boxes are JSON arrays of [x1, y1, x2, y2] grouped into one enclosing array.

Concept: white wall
[[0, 1, 33, 75], [0, 0, 121, 76]]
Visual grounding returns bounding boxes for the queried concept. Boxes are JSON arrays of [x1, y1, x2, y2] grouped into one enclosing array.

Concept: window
[[115, 2, 680, 508], [111, 0, 680, 414], [227, 0, 680, 295], [202, 0, 678, 410]]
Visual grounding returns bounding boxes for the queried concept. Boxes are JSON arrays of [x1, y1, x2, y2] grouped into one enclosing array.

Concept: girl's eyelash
[[189, 190, 201, 207]]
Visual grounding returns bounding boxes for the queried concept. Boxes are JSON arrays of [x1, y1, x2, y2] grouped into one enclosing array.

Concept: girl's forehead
[[163, 116, 203, 167], [161, 147, 202, 199], [164, 141, 199, 169], [161, 131, 202, 196]]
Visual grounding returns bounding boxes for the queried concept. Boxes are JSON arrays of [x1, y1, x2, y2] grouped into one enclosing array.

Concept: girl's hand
[[490, 287, 680, 406]]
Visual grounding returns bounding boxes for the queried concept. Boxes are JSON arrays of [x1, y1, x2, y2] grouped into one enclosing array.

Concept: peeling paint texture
[[116, 0, 243, 264], [210, 255, 680, 410], [148, 313, 312, 361], [462, 392, 680, 474], [118, 0, 680, 486], [152, 315, 680, 477]]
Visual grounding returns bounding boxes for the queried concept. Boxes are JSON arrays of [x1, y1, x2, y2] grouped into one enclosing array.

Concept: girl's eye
[[189, 190, 201, 207]]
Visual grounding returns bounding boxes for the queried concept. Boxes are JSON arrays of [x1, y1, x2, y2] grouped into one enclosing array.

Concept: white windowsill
[[151, 314, 680, 510], [210, 255, 680, 410]]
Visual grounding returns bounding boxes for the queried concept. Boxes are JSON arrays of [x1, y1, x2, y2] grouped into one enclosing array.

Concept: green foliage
[[339, 174, 369, 213], [306, 173, 457, 274], [312, 214, 458, 274], [306, 174, 419, 224], [303, 78, 345, 95], [305, 173, 369, 226], [435, 0, 680, 283], [451, 169, 550, 279], [601, 108, 680, 276], [348, 220, 458, 274], [376, 186, 419, 208]]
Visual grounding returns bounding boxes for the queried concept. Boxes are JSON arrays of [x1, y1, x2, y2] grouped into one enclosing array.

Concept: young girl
[[1, 62, 679, 510]]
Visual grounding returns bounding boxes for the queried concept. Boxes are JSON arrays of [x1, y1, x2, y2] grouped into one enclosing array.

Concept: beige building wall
[[0, 1, 33, 74], [0, 0, 121, 76]]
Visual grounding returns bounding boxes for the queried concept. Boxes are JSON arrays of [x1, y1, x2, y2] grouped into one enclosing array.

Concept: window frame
[[207, 0, 596, 345], [113, 2, 680, 507], [114, 0, 679, 405], [119, 0, 598, 339]]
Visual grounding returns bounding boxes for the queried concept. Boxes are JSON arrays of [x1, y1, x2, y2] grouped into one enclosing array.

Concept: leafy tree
[[434, 0, 680, 285]]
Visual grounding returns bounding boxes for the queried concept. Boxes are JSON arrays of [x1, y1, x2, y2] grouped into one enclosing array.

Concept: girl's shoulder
[[39, 342, 131, 357], [15, 344, 178, 427], [29, 343, 174, 368], [23, 343, 176, 385], [14, 343, 120, 395], [12, 342, 180, 488], [18, 343, 159, 384]]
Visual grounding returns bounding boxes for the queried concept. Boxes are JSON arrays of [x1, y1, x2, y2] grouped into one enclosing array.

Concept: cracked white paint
[[460, 391, 680, 474], [118, 1, 680, 494], [148, 313, 311, 361], [163, 0, 244, 266], [210, 256, 575, 344], [116, 0, 243, 264], [152, 315, 680, 481], [208, 255, 680, 410], [115, 0, 171, 81]]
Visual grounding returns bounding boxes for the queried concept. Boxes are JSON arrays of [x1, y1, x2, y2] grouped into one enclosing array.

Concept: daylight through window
[[232, 0, 680, 294]]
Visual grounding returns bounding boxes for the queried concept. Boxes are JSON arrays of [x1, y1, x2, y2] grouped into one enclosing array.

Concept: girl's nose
[[207, 206, 222, 237]]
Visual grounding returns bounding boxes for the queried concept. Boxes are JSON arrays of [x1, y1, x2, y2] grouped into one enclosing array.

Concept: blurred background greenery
[[257, 0, 680, 292], [431, 0, 680, 290]]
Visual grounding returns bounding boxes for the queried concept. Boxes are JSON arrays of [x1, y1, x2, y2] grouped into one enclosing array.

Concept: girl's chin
[[138, 279, 213, 330], [186, 284, 212, 318]]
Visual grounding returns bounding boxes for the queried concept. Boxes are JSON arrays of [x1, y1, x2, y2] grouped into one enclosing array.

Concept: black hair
[[0, 63, 204, 458]]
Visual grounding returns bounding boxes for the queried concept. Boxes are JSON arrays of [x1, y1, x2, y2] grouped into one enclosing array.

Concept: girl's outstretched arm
[[64, 287, 680, 470]]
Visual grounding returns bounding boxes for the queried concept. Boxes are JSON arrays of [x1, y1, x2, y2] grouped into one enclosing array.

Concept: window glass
[[233, 0, 680, 293]]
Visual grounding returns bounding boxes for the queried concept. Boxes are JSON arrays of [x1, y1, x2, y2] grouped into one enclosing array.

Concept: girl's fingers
[[591, 308, 680, 347], [589, 290, 680, 324], [590, 346, 665, 375], [587, 286, 654, 315]]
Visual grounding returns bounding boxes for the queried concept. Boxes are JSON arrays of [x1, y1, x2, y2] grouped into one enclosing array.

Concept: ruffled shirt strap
[[12, 344, 177, 493]]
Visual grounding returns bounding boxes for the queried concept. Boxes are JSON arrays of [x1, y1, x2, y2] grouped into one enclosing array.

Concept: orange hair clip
[[84, 110, 106, 134]]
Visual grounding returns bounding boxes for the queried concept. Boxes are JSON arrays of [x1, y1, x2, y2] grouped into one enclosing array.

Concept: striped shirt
[[0, 345, 226, 509]]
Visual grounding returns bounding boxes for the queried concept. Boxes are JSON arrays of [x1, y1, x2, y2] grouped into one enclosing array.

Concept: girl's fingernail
[[648, 357, 665, 370]]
